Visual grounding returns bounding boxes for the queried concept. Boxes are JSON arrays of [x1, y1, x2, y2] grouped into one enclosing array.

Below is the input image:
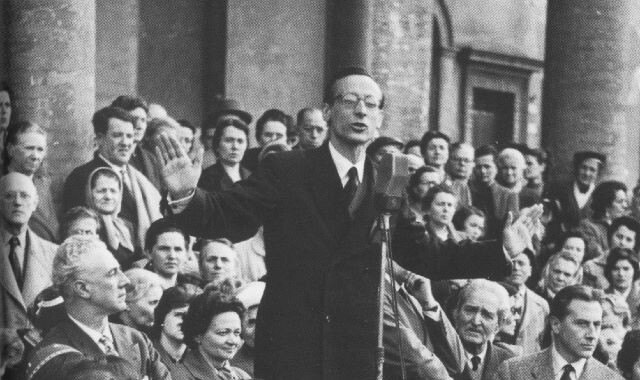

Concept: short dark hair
[[177, 119, 197, 134], [110, 95, 149, 113], [475, 144, 498, 160], [549, 285, 603, 321], [590, 181, 627, 219], [144, 218, 189, 252], [556, 230, 586, 251], [182, 288, 245, 349], [608, 216, 640, 252], [618, 330, 640, 377], [524, 147, 548, 165], [211, 118, 249, 156], [404, 139, 421, 154], [323, 67, 385, 109], [3, 120, 46, 171], [421, 183, 455, 211], [255, 109, 289, 141], [92, 106, 135, 136], [419, 131, 450, 158], [151, 285, 196, 339], [452, 205, 486, 231], [407, 165, 439, 201], [604, 247, 640, 284], [296, 107, 322, 127], [59, 206, 102, 240], [0, 81, 13, 100]]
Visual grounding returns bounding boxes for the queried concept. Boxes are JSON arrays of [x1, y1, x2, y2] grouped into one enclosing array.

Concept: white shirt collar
[[328, 142, 365, 187], [465, 344, 488, 371], [1, 227, 27, 247], [573, 182, 594, 209], [98, 153, 127, 171], [551, 342, 587, 380], [67, 313, 113, 350]]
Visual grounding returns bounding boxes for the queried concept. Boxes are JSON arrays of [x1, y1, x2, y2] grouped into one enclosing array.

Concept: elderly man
[[156, 67, 538, 379], [296, 108, 328, 150], [536, 252, 582, 305], [546, 151, 606, 231], [447, 142, 475, 208], [4, 121, 59, 242], [198, 238, 242, 288], [33, 236, 170, 379], [62, 106, 162, 249], [0, 173, 58, 331], [496, 285, 623, 380], [452, 280, 519, 380], [496, 148, 526, 194]]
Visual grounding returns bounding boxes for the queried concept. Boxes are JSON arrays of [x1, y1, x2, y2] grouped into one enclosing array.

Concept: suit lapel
[[110, 324, 141, 369], [22, 230, 51, 306], [61, 318, 105, 357], [0, 237, 24, 309], [531, 348, 554, 379]]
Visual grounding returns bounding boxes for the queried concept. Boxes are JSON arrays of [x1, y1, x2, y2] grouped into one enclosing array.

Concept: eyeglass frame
[[333, 92, 383, 110]]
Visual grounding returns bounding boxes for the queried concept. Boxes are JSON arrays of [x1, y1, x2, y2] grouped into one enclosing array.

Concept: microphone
[[373, 153, 411, 213]]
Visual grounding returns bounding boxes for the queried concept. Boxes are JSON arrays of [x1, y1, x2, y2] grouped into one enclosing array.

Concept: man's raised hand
[[154, 132, 203, 199]]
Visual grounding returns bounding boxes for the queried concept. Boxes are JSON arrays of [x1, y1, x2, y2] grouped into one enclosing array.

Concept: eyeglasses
[[334, 93, 381, 110]]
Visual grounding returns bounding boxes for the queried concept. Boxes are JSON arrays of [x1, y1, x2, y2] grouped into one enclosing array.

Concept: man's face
[[497, 156, 523, 187], [576, 158, 601, 187], [97, 118, 135, 166], [427, 192, 456, 226], [524, 154, 544, 181], [201, 242, 237, 284], [548, 258, 578, 293], [424, 138, 449, 167], [149, 232, 186, 277], [0, 175, 38, 228], [324, 75, 383, 149], [508, 252, 532, 286], [130, 107, 148, 143], [299, 110, 328, 149], [259, 121, 287, 146], [562, 237, 585, 264], [450, 145, 474, 180], [551, 300, 602, 361], [216, 126, 247, 166], [243, 305, 258, 348], [474, 155, 497, 185], [76, 248, 130, 315], [611, 225, 636, 250], [454, 289, 501, 350], [611, 259, 635, 291], [0, 91, 11, 130], [8, 132, 47, 176], [163, 305, 189, 342]]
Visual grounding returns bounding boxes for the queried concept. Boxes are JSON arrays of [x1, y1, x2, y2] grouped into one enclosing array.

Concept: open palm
[[155, 133, 203, 198], [503, 205, 543, 258]]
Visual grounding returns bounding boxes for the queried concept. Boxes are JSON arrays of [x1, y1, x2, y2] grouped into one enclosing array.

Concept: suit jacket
[[0, 229, 58, 330], [495, 347, 624, 380], [546, 180, 593, 231], [197, 162, 251, 193], [469, 181, 519, 238], [513, 289, 549, 355], [62, 153, 138, 224], [461, 342, 518, 380], [129, 145, 163, 190], [174, 348, 250, 380], [169, 144, 511, 380], [29, 174, 60, 243], [36, 317, 171, 379], [578, 217, 609, 262]]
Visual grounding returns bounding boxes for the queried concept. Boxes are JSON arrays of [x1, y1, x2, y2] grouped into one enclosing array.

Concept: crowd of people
[[0, 67, 639, 380]]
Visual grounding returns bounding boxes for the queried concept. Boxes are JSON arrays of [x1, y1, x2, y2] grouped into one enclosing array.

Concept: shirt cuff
[[167, 189, 196, 214]]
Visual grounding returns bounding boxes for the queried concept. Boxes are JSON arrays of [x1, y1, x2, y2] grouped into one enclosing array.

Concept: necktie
[[99, 334, 118, 356], [120, 167, 132, 191], [8, 236, 23, 289], [471, 355, 481, 371], [560, 364, 574, 380], [344, 167, 359, 205]]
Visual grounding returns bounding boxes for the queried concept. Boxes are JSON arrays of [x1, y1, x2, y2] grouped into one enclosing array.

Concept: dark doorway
[[471, 88, 515, 147]]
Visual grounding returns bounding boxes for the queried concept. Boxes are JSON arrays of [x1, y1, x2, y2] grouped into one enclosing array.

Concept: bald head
[[0, 172, 38, 229]]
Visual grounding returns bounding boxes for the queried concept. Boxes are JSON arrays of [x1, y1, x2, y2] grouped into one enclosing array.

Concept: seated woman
[[578, 181, 629, 262], [197, 117, 251, 193], [114, 268, 164, 336], [85, 167, 140, 269], [178, 288, 250, 380], [604, 248, 640, 328], [583, 216, 640, 289], [421, 184, 463, 242]]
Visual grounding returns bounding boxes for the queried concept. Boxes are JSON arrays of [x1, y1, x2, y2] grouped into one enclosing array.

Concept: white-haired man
[[34, 236, 170, 379]]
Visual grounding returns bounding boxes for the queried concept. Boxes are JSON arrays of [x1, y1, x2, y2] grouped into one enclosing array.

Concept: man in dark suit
[[546, 151, 606, 231], [452, 279, 519, 380], [470, 145, 519, 238], [496, 285, 623, 380], [155, 68, 539, 380], [33, 236, 170, 379]]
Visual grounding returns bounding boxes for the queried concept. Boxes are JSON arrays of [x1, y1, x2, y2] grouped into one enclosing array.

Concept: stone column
[[325, 0, 372, 80], [541, 0, 639, 184], [8, 0, 96, 183]]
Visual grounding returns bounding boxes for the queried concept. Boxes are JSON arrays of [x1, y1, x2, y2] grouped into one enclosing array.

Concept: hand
[[154, 133, 203, 199], [405, 274, 438, 309], [503, 204, 543, 258], [0, 328, 24, 373]]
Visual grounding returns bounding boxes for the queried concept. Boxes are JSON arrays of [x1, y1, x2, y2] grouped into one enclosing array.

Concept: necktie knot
[[471, 355, 481, 371], [560, 364, 574, 380], [99, 335, 117, 356], [8, 235, 23, 288], [9, 236, 19, 248]]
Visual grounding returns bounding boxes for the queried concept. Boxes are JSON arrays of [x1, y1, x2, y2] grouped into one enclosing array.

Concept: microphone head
[[374, 153, 411, 212]]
